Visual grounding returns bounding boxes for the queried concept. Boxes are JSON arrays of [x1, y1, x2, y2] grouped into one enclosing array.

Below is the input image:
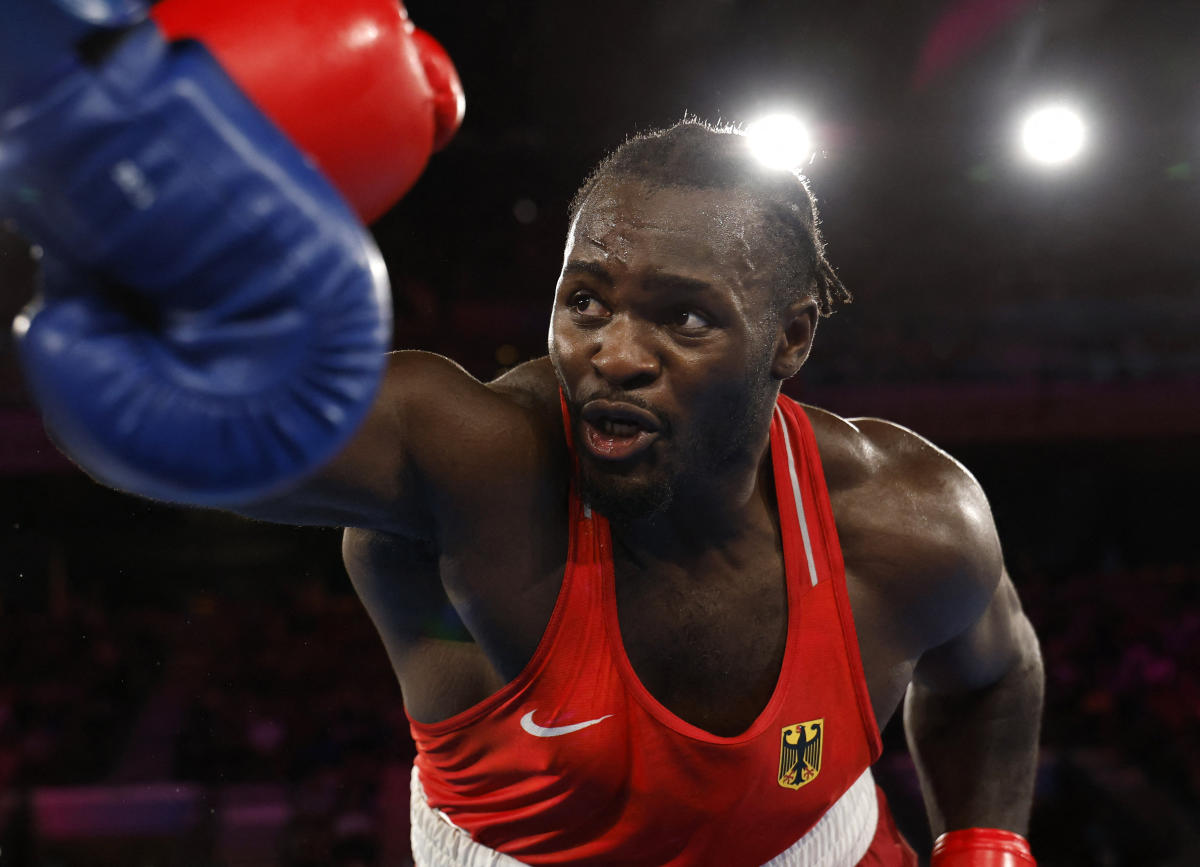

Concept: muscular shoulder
[[486, 355, 563, 415], [379, 352, 567, 532], [385, 350, 561, 434], [802, 404, 1003, 652]]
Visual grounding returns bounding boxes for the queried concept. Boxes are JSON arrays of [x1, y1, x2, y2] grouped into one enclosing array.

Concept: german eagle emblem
[[778, 719, 823, 789]]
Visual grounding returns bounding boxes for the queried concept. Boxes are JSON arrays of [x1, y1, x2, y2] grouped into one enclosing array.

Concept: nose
[[591, 315, 660, 389]]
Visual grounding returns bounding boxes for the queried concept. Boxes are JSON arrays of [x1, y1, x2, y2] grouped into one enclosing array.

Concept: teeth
[[600, 419, 640, 436]]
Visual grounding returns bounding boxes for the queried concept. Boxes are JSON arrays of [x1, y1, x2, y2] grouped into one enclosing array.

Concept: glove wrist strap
[[931, 828, 1036, 866]]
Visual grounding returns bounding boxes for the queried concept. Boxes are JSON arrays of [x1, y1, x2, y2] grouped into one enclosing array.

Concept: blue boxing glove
[[0, 0, 150, 108], [0, 10, 391, 505]]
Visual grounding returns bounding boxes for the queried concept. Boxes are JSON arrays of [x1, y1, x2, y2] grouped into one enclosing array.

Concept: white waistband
[[411, 768, 527, 867], [411, 765, 878, 867]]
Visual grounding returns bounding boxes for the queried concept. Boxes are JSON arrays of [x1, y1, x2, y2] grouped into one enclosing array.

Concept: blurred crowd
[[169, 588, 412, 785], [1019, 563, 1200, 865], [1026, 562, 1200, 802], [0, 557, 1196, 864], [0, 600, 168, 789], [169, 587, 413, 867]]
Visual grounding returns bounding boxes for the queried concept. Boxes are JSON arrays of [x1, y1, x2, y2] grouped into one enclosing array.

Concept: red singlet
[[409, 395, 916, 866]]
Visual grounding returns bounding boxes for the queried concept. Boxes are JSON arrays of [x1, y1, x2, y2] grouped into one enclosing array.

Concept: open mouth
[[579, 401, 662, 461]]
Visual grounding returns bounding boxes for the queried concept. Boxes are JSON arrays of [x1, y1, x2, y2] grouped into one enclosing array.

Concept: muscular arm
[[831, 416, 1044, 837], [236, 352, 562, 535], [869, 424, 1045, 836], [904, 569, 1044, 835]]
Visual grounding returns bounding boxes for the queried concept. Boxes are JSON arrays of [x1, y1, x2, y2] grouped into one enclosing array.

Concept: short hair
[[569, 119, 850, 317]]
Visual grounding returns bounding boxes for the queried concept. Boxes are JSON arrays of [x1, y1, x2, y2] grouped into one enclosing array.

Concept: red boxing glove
[[152, 0, 464, 223], [932, 829, 1036, 867], [410, 27, 465, 153]]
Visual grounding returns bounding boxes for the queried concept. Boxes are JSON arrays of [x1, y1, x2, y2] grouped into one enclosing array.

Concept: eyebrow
[[562, 262, 714, 296], [644, 272, 714, 296], [562, 261, 613, 285]]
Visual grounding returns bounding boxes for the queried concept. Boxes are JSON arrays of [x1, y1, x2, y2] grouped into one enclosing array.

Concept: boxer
[[2, 4, 1041, 864]]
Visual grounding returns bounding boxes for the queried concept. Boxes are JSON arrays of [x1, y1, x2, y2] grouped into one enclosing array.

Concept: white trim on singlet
[[774, 405, 820, 588], [410, 765, 879, 867]]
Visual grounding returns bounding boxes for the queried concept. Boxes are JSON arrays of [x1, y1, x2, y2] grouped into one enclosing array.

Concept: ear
[[770, 298, 819, 380]]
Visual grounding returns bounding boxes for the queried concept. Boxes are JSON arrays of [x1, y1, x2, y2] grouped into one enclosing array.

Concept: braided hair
[[570, 119, 850, 317]]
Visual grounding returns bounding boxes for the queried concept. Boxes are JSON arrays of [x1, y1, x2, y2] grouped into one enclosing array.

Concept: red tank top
[[408, 394, 883, 865]]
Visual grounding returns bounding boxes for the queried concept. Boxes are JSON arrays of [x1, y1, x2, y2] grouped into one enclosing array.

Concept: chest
[[612, 552, 790, 738], [610, 553, 913, 740], [433, 490, 913, 735]]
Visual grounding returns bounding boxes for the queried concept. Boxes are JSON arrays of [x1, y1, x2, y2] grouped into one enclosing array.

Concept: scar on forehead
[[584, 233, 611, 252], [583, 232, 630, 264]]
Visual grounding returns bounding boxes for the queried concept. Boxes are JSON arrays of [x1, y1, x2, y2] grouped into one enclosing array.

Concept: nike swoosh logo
[[520, 710, 613, 738]]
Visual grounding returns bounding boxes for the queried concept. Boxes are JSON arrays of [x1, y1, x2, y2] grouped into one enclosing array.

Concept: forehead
[[566, 181, 767, 282]]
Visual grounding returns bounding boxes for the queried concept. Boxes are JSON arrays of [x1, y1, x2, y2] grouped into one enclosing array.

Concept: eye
[[568, 291, 608, 320], [671, 309, 711, 332]]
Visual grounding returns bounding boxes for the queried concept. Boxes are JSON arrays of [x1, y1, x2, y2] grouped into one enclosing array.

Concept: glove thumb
[[411, 27, 464, 152]]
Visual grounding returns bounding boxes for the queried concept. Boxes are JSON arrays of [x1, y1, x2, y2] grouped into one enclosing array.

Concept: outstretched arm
[[236, 352, 562, 536]]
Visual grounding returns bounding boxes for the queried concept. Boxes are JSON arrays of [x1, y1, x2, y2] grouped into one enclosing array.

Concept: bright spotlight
[[1019, 103, 1086, 166], [746, 114, 813, 171]]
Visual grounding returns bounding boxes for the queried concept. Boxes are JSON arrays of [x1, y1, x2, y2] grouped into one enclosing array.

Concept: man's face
[[548, 180, 782, 522]]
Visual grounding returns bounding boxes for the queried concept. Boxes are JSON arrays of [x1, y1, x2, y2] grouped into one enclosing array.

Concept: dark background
[[1, 0, 1198, 864]]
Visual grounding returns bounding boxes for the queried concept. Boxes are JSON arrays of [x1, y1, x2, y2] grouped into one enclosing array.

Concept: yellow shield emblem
[[778, 719, 823, 790]]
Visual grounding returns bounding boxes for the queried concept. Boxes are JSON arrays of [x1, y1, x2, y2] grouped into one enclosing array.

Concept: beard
[[576, 450, 676, 523], [570, 374, 774, 526]]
